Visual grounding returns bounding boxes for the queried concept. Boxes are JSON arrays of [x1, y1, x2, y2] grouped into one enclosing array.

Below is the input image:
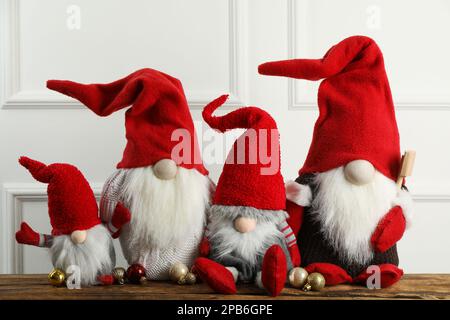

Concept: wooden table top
[[0, 274, 449, 300]]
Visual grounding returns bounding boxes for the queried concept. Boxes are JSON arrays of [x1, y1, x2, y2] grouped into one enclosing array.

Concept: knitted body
[[295, 173, 402, 278], [100, 168, 209, 280]]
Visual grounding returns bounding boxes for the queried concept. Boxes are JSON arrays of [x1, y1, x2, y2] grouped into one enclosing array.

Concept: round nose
[[344, 160, 375, 185], [233, 217, 257, 233], [152, 159, 178, 180], [70, 230, 87, 244]]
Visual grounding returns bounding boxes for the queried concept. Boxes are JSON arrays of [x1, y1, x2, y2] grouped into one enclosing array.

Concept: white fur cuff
[[392, 189, 414, 229], [285, 180, 312, 207]]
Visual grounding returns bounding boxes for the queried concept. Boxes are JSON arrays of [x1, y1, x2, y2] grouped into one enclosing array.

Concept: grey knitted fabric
[[100, 170, 203, 280]]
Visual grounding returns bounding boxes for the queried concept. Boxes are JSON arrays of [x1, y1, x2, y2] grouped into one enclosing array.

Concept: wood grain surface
[[0, 274, 449, 300]]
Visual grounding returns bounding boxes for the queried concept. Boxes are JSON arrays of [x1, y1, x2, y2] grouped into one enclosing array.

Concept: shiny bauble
[[169, 262, 189, 283], [126, 264, 147, 284], [184, 272, 197, 285], [303, 272, 326, 291], [48, 268, 66, 287], [112, 267, 126, 285], [288, 267, 309, 288]]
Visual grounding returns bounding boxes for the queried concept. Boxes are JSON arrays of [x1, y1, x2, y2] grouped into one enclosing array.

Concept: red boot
[[261, 245, 287, 297], [305, 263, 352, 285], [97, 274, 114, 286], [193, 258, 237, 294], [353, 264, 403, 288]]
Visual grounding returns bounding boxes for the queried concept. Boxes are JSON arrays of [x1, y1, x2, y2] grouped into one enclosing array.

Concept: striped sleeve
[[278, 220, 297, 248]]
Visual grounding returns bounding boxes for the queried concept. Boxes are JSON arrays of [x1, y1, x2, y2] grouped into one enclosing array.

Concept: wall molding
[[2, 181, 449, 273], [287, 0, 450, 111], [0, 0, 248, 110], [1, 182, 103, 274]]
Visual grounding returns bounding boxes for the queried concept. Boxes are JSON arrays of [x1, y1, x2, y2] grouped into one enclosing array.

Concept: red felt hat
[[258, 36, 401, 181], [19, 157, 100, 235], [202, 95, 285, 210], [47, 68, 208, 176]]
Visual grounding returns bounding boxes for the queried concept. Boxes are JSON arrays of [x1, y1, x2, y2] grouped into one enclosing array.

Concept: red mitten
[[15, 222, 40, 246], [199, 236, 210, 257], [285, 200, 304, 236], [110, 202, 131, 238], [371, 206, 406, 253], [288, 243, 301, 267]]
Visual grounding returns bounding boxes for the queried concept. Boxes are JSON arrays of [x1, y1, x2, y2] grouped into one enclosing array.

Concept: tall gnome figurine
[[15, 157, 125, 286], [47, 68, 211, 280], [193, 95, 300, 296], [258, 36, 414, 288]]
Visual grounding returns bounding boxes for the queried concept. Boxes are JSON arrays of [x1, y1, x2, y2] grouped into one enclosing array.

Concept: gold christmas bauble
[[288, 267, 309, 288], [184, 272, 197, 285], [112, 267, 126, 285], [169, 262, 189, 283], [48, 268, 66, 287], [303, 272, 326, 291]]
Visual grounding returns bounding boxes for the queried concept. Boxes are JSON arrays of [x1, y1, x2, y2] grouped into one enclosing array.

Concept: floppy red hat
[[202, 95, 285, 210], [19, 156, 100, 235], [259, 36, 401, 181], [47, 68, 208, 176]]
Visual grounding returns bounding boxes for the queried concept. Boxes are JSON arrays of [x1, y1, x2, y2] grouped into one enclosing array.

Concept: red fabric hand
[[371, 206, 406, 253], [110, 202, 131, 239], [285, 200, 304, 235], [15, 222, 40, 246], [288, 243, 301, 267], [199, 236, 210, 257]]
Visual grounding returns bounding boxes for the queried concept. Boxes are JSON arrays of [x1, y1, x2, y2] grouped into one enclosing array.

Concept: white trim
[[1, 0, 248, 110], [1, 182, 103, 274], [287, 0, 450, 111]]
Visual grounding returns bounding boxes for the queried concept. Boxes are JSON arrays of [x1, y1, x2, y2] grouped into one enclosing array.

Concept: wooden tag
[[396, 150, 416, 188]]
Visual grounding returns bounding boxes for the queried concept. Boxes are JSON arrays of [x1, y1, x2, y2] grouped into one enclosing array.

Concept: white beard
[[120, 166, 210, 249], [312, 167, 397, 265], [208, 205, 286, 267], [50, 224, 115, 287]]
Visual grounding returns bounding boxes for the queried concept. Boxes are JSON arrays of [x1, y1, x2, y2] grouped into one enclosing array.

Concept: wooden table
[[0, 274, 449, 300]]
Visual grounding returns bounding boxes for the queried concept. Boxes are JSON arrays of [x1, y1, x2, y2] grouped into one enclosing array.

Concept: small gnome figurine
[[15, 157, 129, 286], [258, 36, 414, 288], [47, 68, 212, 280], [193, 95, 300, 296]]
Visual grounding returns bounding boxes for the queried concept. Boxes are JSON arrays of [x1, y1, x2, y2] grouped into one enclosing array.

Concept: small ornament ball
[[169, 262, 189, 283], [112, 267, 126, 285], [48, 268, 66, 287], [303, 272, 326, 291], [184, 272, 197, 285], [288, 267, 309, 288], [126, 264, 147, 284]]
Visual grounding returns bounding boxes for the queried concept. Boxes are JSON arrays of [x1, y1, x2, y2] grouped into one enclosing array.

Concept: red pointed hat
[[259, 36, 401, 181], [202, 95, 285, 210], [47, 68, 208, 176], [19, 157, 100, 235]]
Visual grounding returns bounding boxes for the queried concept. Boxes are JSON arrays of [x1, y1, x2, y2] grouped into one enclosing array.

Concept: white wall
[[1, 0, 449, 274]]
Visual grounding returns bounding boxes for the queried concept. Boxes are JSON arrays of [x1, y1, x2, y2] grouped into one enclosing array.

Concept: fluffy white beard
[[121, 166, 209, 249], [312, 167, 397, 265], [208, 206, 286, 267], [50, 224, 115, 286]]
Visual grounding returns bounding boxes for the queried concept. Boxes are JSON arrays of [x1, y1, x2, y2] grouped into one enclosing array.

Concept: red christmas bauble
[[126, 264, 146, 284]]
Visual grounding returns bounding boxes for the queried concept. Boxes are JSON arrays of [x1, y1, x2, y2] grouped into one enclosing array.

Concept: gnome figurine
[[193, 95, 300, 296], [258, 36, 413, 288], [15, 157, 128, 286], [47, 68, 212, 280]]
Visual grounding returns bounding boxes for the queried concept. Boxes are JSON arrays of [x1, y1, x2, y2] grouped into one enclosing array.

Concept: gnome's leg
[[193, 257, 237, 294], [305, 263, 352, 286], [353, 264, 403, 288], [213, 252, 255, 283], [260, 245, 287, 297]]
